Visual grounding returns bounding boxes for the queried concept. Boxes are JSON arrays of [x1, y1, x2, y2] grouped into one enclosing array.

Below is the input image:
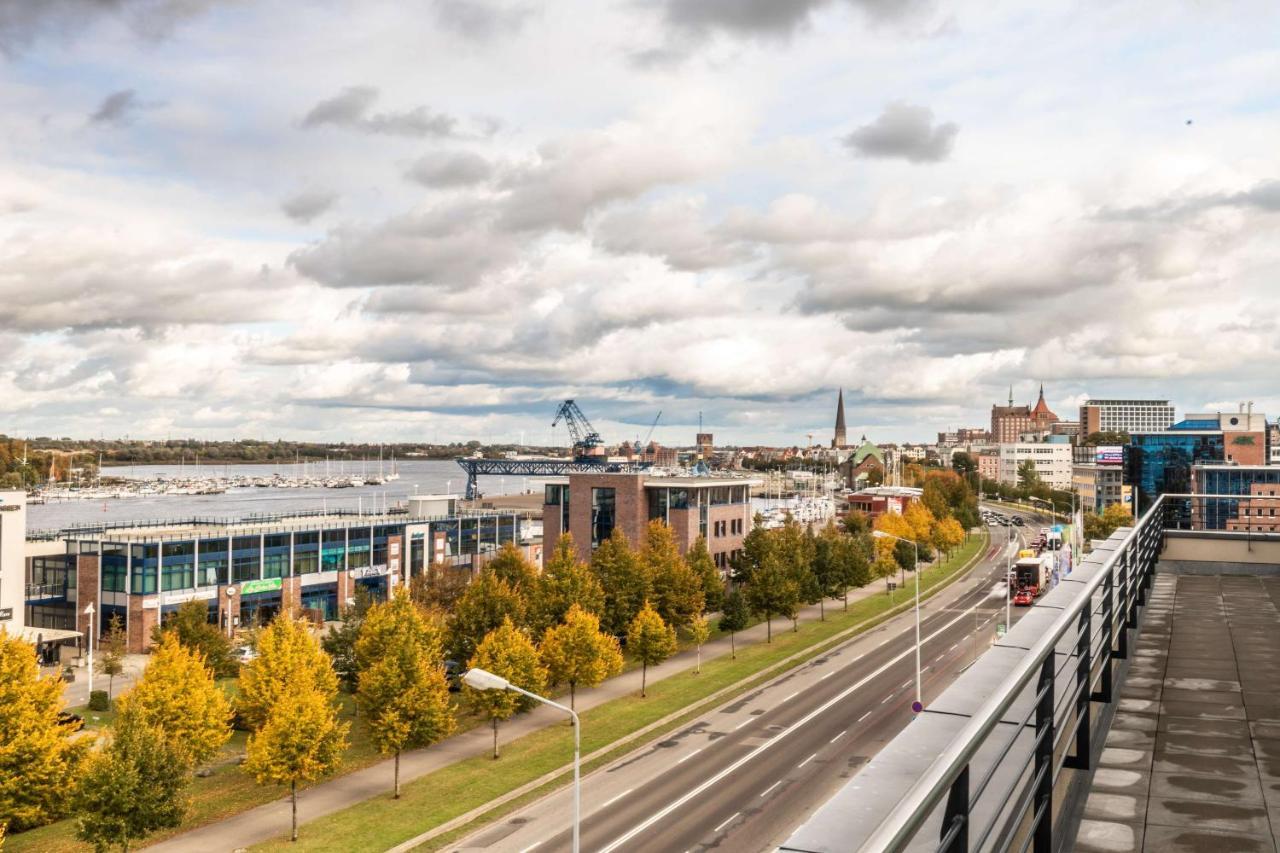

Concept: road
[[453, 514, 1038, 853]]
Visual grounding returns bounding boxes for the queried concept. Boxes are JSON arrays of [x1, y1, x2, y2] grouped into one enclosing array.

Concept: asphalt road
[[454, 513, 1038, 853]]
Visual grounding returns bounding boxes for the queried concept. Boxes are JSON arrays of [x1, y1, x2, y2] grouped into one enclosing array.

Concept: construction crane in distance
[[642, 410, 662, 448], [551, 399, 604, 460]]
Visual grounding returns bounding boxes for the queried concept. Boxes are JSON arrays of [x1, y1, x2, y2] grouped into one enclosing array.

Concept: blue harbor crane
[[551, 399, 604, 460]]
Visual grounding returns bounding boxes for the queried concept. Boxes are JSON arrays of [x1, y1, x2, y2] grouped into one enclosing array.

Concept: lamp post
[[872, 531, 921, 711], [463, 668, 581, 852], [83, 602, 96, 696]]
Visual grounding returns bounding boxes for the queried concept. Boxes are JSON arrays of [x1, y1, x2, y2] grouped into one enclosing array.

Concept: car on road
[[234, 646, 258, 665], [1013, 588, 1034, 606]]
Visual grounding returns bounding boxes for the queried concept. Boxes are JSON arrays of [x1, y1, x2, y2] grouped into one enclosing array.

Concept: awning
[[14, 626, 83, 644]]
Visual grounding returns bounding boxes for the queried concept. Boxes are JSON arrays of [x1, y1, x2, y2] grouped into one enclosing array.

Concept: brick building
[[991, 385, 1059, 444], [542, 473, 761, 572]]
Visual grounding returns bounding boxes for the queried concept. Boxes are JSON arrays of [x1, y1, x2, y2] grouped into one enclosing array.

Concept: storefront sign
[[353, 565, 389, 579], [241, 578, 284, 595], [0, 607, 13, 621]]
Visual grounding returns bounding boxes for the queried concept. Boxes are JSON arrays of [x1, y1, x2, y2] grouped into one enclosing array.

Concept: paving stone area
[[1076, 572, 1280, 852]]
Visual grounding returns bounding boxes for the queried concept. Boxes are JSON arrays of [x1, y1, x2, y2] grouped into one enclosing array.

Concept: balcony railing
[[25, 582, 68, 600], [781, 492, 1248, 853]]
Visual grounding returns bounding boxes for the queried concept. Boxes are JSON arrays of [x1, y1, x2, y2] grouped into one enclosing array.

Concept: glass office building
[[1126, 431, 1225, 514], [1191, 465, 1280, 530]]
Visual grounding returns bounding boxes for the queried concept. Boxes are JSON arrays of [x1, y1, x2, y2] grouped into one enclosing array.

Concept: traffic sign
[[996, 622, 1007, 638], [910, 700, 923, 713]]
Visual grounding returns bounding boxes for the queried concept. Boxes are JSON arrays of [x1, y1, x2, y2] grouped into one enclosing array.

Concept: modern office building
[[1189, 464, 1280, 530], [1079, 399, 1176, 435], [24, 506, 527, 653], [997, 440, 1074, 490], [542, 472, 761, 571], [1072, 464, 1128, 514], [1127, 411, 1269, 512]]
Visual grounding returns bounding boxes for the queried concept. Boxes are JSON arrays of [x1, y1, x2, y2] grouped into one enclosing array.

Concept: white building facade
[[998, 443, 1074, 490], [0, 490, 26, 635], [1079, 400, 1175, 435]]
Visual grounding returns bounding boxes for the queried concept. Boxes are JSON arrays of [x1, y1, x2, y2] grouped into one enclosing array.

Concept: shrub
[[88, 690, 110, 712]]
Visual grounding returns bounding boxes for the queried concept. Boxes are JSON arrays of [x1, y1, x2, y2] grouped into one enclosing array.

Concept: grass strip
[[253, 531, 989, 852]]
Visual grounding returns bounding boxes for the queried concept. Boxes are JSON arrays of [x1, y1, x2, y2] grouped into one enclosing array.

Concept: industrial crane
[[551, 399, 604, 460]]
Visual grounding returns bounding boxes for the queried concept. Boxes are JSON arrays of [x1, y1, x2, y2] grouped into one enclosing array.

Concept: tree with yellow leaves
[[932, 517, 966, 559], [626, 602, 676, 697], [534, 534, 605, 633], [244, 682, 348, 843], [115, 633, 231, 767], [539, 604, 623, 711], [0, 630, 90, 832], [466, 617, 546, 759], [687, 615, 710, 675], [356, 589, 455, 797], [237, 614, 338, 732], [643, 520, 704, 632]]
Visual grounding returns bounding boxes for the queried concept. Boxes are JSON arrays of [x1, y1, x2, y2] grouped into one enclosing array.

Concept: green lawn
[[252, 531, 989, 852]]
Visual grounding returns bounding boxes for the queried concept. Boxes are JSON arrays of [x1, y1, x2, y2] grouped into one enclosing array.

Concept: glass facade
[[591, 487, 616, 547], [1193, 467, 1280, 529], [232, 536, 260, 583], [263, 534, 290, 578], [293, 532, 319, 574], [198, 539, 228, 587], [1127, 432, 1224, 513], [130, 544, 157, 594], [161, 542, 195, 591]]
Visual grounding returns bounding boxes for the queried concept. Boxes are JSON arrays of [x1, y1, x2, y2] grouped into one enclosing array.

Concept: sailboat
[[384, 446, 400, 482]]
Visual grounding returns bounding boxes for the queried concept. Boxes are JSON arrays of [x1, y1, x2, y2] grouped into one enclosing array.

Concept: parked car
[[443, 659, 462, 692], [234, 646, 258, 665]]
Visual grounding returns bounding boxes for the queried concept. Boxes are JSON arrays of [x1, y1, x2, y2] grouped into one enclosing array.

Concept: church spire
[[833, 388, 848, 448], [1008, 384, 1013, 407]]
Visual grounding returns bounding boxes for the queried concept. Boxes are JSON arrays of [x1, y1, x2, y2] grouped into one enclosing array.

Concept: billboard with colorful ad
[[1095, 446, 1124, 465]]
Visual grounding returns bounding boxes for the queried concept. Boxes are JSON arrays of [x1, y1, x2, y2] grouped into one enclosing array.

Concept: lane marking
[[949, 643, 958, 652], [819, 671, 833, 681], [760, 780, 783, 798], [598, 593, 999, 853], [830, 730, 846, 743], [798, 752, 818, 768], [517, 844, 542, 853], [901, 680, 911, 689], [599, 788, 634, 810], [857, 711, 871, 722], [713, 813, 740, 833], [880, 695, 891, 704], [783, 691, 799, 702], [676, 748, 702, 765], [734, 718, 752, 731]]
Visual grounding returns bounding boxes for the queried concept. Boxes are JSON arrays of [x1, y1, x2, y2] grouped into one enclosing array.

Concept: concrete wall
[[0, 491, 25, 634], [1161, 531, 1280, 574]]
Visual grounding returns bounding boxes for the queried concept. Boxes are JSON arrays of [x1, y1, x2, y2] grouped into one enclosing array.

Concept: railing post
[[1065, 607, 1091, 769], [939, 765, 969, 853], [1034, 656, 1054, 853], [1115, 551, 1130, 659], [1093, 569, 1114, 703]]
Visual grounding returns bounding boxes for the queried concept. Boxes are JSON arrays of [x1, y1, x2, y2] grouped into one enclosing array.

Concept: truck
[[1012, 555, 1052, 605]]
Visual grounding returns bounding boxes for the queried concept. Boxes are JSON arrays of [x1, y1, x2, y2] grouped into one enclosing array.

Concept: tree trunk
[[394, 751, 400, 799], [696, 645, 701, 674], [569, 682, 576, 712], [819, 597, 825, 621], [492, 717, 500, 759], [291, 781, 298, 842], [730, 630, 736, 659], [766, 616, 772, 643], [843, 589, 849, 611], [108, 673, 114, 700], [641, 662, 648, 697]]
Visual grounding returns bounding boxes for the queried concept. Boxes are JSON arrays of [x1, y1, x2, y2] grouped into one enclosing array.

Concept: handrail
[[854, 493, 1170, 852]]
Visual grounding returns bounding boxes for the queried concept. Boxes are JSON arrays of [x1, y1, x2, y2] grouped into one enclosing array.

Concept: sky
[[2, 0, 1279, 448]]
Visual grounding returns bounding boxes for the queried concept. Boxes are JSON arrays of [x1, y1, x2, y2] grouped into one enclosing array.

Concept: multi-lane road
[[454, 513, 1037, 853]]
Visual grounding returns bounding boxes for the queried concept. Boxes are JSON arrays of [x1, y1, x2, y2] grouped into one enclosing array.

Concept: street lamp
[[463, 668, 581, 852], [872, 531, 922, 712], [83, 602, 96, 696]]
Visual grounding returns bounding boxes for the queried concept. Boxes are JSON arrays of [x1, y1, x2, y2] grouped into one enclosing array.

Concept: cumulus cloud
[[0, 0, 226, 53], [432, 0, 532, 40], [405, 150, 493, 187], [656, 0, 931, 39], [301, 86, 458, 138], [592, 196, 750, 271], [843, 101, 958, 163], [89, 89, 151, 125], [280, 189, 337, 223]]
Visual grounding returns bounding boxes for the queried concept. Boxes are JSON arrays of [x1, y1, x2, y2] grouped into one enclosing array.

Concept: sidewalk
[[151, 550, 979, 851], [51, 652, 149, 709]]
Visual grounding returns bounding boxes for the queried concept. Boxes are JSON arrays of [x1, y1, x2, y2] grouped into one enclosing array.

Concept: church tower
[[833, 389, 847, 448]]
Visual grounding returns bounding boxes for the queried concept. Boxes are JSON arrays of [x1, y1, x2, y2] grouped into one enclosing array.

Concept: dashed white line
[[783, 691, 799, 702], [819, 671, 834, 681], [901, 680, 911, 689], [797, 752, 818, 768], [517, 843, 542, 853], [713, 812, 741, 833], [599, 788, 634, 810], [760, 780, 783, 798], [734, 718, 752, 731], [880, 695, 891, 704], [830, 730, 847, 743], [858, 711, 872, 722], [676, 748, 703, 765]]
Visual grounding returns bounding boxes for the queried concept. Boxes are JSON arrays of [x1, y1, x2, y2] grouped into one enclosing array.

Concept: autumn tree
[[485, 542, 540, 595], [408, 563, 468, 611], [97, 614, 127, 701], [932, 517, 966, 559], [589, 528, 650, 637], [643, 520, 704, 632], [245, 683, 348, 843], [687, 615, 710, 675], [238, 614, 339, 732], [744, 552, 799, 642], [75, 716, 188, 852], [115, 634, 231, 767], [539, 604, 623, 711], [465, 617, 547, 759], [0, 631, 89, 832], [151, 599, 236, 678], [833, 533, 872, 609], [733, 515, 774, 584], [626, 602, 677, 698], [447, 570, 528, 664], [718, 588, 749, 659], [685, 537, 724, 614], [535, 534, 605, 632], [321, 587, 375, 699]]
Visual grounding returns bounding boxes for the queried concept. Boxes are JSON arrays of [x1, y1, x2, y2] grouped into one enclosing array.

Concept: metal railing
[[842, 494, 1172, 853]]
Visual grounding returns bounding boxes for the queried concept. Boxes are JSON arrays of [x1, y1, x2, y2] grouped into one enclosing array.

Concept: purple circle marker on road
[[911, 700, 923, 713]]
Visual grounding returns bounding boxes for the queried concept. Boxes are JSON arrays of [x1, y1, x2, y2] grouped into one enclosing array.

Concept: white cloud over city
[[2, 0, 1279, 446]]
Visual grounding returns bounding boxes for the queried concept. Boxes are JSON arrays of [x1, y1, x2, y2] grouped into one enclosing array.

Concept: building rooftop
[[541, 473, 762, 488]]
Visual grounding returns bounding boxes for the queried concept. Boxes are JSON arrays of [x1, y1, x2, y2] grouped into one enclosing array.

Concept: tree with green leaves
[[535, 534, 605, 632], [626, 602, 677, 698], [74, 716, 188, 852], [718, 589, 749, 659], [245, 682, 348, 843], [539, 604, 623, 711], [643, 520, 704, 632], [238, 614, 340, 733], [115, 634, 231, 767], [811, 523, 845, 620], [744, 552, 799, 643], [1017, 459, 1041, 490], [447, 569, 527, 665], [774, 518, 817, 631], [733, 515, 774, 584], [685, 537, 724, 614], [484, 542, 540, 595], [589, 528, 650, 637], [687, 615, 710, 675], [151, 599, 236, 678], [844, 509, 870, 536], [0, 631, 90, 832], [833, 533, 872, 609], [97, 614, 127, 701], [321, 586, 375, 698], [357, 589, 455, 798], [465, 617, 547, 759]]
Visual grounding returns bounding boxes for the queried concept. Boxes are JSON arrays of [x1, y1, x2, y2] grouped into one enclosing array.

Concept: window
[[198, 539, 228, 586], [592, 488, 616, 548], [293, 532, 319, 575], [322, 530, 346, 572], [232, 536, 260, 583], [162, 541, 195, 591], [263, 534, 290, 579], [101, 544, 127, 593], [648, 488, 669, 522]]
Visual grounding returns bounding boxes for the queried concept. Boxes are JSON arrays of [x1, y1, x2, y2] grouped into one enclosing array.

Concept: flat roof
[[542, 474, 763, 488]]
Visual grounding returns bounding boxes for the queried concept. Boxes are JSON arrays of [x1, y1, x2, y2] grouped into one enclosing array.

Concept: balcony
[[780, 494, 1280, 853], [25, 581, 68, 602]]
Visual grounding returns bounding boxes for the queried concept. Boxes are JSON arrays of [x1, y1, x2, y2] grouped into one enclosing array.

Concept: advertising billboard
[[1095, 446, 1124, 465]]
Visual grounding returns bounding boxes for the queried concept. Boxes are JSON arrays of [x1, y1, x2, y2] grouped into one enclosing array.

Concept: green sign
[[241, 578, 283, 595], [996, 622, 1007, 638]]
